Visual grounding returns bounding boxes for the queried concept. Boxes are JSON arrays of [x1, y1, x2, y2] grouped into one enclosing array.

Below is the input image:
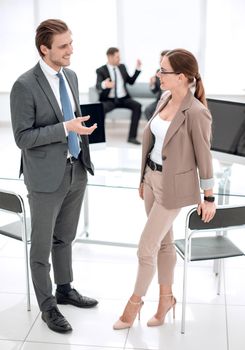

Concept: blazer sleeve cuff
[[200, 177, 215, 190]]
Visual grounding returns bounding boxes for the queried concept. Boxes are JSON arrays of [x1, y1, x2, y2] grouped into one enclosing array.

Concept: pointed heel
[[147, 294, 176, 327], [113, 299, 144, 330]]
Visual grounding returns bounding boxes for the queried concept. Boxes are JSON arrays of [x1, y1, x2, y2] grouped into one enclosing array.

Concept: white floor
[[1, 120, 245, 350]]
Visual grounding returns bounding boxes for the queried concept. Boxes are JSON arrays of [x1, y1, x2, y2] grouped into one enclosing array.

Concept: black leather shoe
[[56, 288, 98, 308], [41, 306, 72, 333], [128, 138, 141, 145]]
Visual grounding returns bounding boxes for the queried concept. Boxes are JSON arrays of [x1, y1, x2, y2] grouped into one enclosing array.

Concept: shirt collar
[[39, 58, 63, 77], [107, 63, 118, 70]]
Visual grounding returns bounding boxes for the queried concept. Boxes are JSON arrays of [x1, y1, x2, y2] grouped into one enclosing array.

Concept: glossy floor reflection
[[0, 120, 245, 350]]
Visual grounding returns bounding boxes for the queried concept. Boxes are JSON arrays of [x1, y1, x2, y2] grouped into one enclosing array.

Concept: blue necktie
[[57, 72, 80, 158]]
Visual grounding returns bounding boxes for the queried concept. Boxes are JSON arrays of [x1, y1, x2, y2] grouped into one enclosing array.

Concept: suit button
[[162, 155, 167, 161]]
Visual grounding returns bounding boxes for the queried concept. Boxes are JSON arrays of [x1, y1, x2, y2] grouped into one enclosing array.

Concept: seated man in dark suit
[[96, 47, 142, 145], [145, 50, 169, 120]]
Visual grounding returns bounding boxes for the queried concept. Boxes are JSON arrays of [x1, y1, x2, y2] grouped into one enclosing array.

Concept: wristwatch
[[204, 196, 215, 202]]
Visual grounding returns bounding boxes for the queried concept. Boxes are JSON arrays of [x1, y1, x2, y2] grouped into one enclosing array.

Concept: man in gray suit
[[10, 19, 98, 333]]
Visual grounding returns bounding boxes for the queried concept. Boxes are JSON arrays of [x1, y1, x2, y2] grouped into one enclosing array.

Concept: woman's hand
[[138, 183, 144, 200], [197, 201, 216, 223]]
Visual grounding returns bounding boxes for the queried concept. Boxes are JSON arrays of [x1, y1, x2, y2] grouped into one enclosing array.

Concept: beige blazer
[[140, 89, 214, 209]]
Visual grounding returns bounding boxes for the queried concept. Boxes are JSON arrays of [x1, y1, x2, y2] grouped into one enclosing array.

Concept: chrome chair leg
[[217, 259, 222, 295]]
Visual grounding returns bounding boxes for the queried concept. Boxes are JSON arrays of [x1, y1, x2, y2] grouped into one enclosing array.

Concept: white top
[[150, 114, 171, 165]]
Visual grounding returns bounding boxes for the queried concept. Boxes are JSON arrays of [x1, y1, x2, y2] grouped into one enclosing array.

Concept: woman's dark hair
[[160, 50, 169, 57], [166, 49, 207, 107], [35, 19, 69, 57]]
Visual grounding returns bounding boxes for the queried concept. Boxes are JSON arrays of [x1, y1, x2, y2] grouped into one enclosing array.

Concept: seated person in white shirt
[[96, 47, 142, 145]]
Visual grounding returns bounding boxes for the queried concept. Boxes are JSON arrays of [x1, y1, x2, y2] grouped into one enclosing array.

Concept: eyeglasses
[[159, 68, 180, 75]]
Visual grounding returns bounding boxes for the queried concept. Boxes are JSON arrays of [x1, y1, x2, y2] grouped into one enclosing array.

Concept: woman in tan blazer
[[113, 49, 216, 330]]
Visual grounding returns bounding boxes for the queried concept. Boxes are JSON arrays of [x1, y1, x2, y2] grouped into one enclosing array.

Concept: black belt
[[67, 156, 78, 164], [147, 158, 162, 172]]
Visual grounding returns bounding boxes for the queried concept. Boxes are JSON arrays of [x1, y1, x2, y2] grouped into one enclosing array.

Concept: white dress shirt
[[104, 64, 127, 98], [39, 59, 76, 113]]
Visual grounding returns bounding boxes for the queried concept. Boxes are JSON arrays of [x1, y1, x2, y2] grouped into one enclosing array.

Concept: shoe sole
[[56, 299, 98, 308]]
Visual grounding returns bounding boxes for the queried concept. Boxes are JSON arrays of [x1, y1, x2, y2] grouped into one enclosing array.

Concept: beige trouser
[[133, 166, 181, 296]]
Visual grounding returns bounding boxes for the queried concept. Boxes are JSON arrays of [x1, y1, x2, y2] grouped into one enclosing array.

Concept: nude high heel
[[113, 299, 144, 330], [147, 294, 176, 327]]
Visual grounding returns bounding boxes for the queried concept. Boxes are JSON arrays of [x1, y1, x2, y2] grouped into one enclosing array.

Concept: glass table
[[1, 159, 245, 248]]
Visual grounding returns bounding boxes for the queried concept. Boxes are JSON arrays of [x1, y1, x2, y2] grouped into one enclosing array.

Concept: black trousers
[[102, 97, 141, 139]]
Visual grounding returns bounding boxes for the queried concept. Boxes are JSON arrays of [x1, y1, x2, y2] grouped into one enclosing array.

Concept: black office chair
[[0, 189, 31, 311], [175, 205, 245, 334]]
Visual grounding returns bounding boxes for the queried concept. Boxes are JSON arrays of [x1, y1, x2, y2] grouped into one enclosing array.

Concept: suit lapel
[[143, 92, 171, 155], [63, 69, 89, 146], [63, 69, 80, 114], [163, 111, 186, 148], [34, 63, 63, 123], [163, 90, 194, 148], [103, 65, 110, 79], [118, 65, 125, 81]]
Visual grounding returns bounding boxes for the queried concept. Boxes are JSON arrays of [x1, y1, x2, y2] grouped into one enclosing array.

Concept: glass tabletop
[[1, 158, 245, 197], [1, 164, 245, 248]]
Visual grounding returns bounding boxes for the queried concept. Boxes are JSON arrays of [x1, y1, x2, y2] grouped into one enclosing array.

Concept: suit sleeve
[[10, 80, 66, 150], [121, 64, 141, 85], [190, 107, 214, 190], [96, 67, 106, 92]]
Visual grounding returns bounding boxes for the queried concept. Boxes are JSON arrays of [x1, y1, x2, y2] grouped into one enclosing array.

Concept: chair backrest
[[0, 189, 30, 242], [188, 205, 245, 231], [88, 82, 155, 103], [0, 190, 23, 213], [127, 82, 155, 98]]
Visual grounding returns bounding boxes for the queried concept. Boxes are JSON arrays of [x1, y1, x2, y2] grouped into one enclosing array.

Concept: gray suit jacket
[[10, 63, 93, 192]]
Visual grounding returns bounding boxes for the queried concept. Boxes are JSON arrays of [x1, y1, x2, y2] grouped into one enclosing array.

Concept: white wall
[[0, 0, 245, 122], [0, 0, 117, 121], [205, 0, 245, 94], [0, 0, 117, 92], [0, 0, 36, 92], [117, 0, 206, 81]]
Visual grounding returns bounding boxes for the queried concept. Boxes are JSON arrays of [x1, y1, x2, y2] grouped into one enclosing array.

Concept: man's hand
[[65, 116, 97, 135], [103, 78, 115, 89], [136, 59, 142, 70]]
